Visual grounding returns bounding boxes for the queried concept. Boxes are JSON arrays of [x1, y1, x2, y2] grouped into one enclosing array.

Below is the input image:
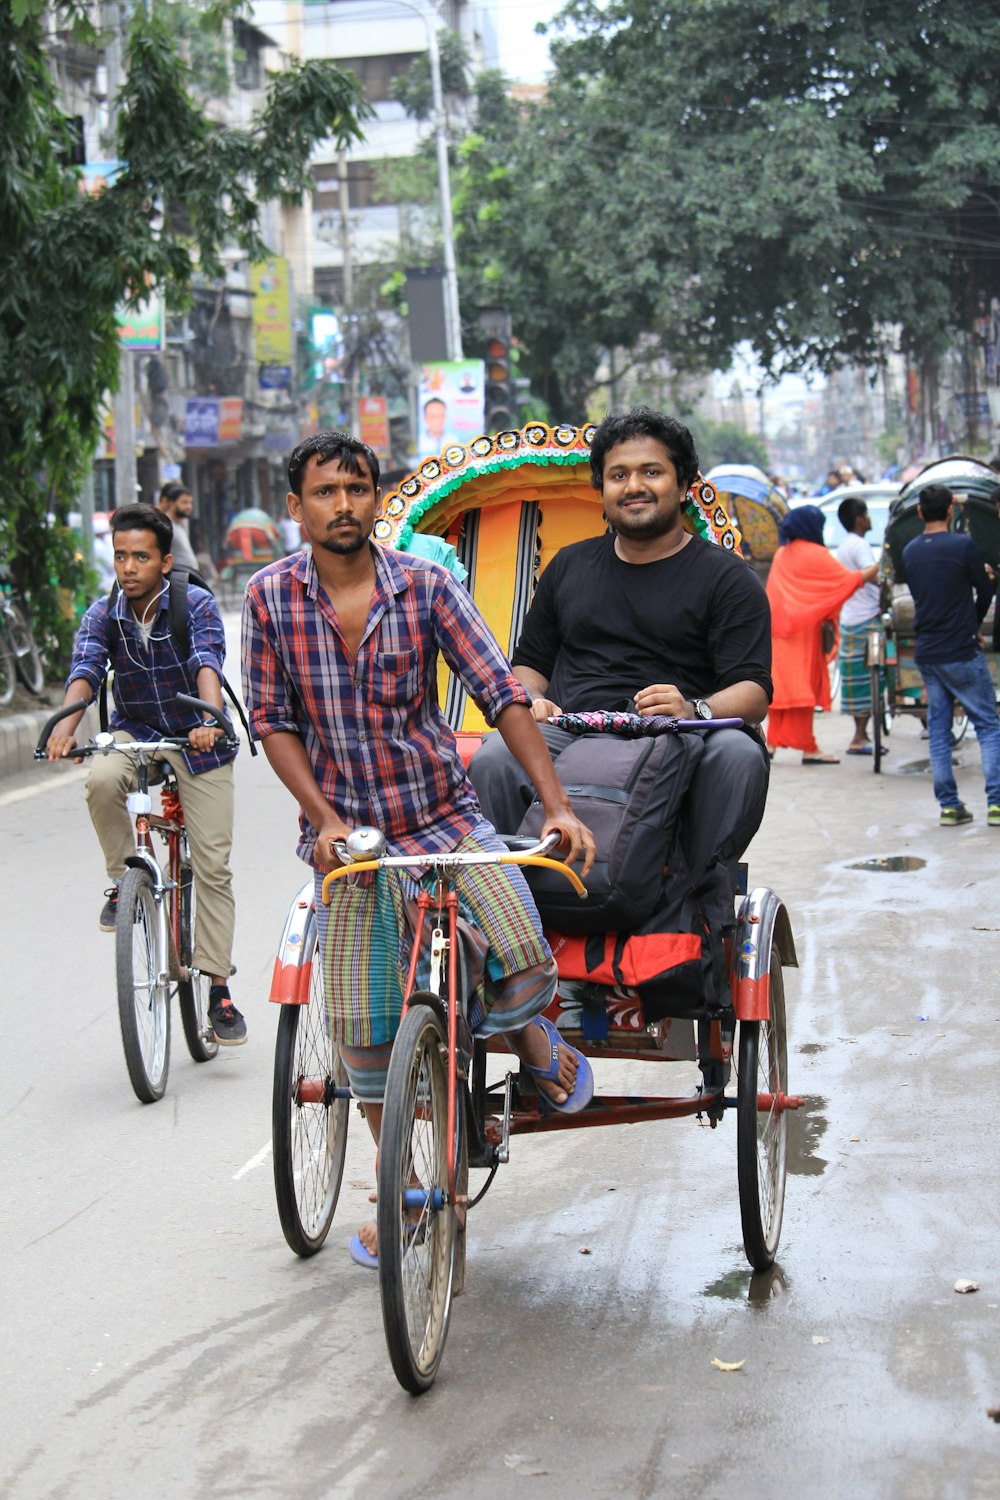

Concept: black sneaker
[[208, 994, 248, 1047], [99, 886, 119, 932]]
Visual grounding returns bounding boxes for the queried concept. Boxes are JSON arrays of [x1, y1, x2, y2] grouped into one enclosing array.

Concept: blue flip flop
[[523, 1015, 594, 1114], [348, 1232, 378, 1270]]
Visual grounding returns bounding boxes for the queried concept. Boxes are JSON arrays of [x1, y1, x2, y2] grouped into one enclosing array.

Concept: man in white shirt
[[836, 496, 882, 754]]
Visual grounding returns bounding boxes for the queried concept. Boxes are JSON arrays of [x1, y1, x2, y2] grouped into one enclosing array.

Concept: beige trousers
[[85, 733, 235, 979]]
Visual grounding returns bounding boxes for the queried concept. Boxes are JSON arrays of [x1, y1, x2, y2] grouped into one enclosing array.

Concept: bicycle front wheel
[[272, 931, 349, 1256], [378, 1000, 457, 1394], [6, 601, 44, 693], [176, 866, 218, 1064], [116, 867, 171, 1102]]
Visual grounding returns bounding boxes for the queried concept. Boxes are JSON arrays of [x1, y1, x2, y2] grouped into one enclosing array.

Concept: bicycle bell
[[344, 826, 387, 861]]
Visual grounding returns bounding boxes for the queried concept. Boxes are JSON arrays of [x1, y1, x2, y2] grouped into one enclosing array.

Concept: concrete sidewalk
[[0, 702, 99, 779]]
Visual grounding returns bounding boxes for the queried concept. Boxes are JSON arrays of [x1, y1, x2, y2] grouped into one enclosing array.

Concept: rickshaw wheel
[[737, 951, 788, 1271], [870, 666, 893, 773], [378, 1000, 457, 1394]]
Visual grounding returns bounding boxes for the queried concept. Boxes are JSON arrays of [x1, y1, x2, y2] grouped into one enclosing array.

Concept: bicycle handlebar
[[320, 829, 588, 906], [34, 694, 238, 759]]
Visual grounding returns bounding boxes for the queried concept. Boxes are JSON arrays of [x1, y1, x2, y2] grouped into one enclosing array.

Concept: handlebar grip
[[35, 699, 93, 757], [175, 692, 236, 741]]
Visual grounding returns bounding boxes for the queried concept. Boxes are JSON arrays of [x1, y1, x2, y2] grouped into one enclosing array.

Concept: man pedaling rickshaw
[[468, 406, 773, 889]]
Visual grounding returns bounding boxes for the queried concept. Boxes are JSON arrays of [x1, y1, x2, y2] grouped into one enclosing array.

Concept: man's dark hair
[[112, 502, 173, 557], [288, 430, 381, 497], [159, 481, 189, 505], [424, 397, 446, 411], [917, 484, 953, 523], [588, 406, 700, 491], [837, 495, 868, 533]]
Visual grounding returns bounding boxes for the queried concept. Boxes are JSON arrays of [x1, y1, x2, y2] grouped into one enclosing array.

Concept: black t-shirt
[[902, 530, 994, 665], [512, 533, 773, 710]]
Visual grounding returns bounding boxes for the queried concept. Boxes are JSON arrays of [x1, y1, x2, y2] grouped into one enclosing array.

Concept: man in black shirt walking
[[902, 483, 1000, 826], [468, 406, 773, 878]]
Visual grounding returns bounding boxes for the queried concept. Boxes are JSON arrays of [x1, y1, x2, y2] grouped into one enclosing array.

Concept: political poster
[[417, 360, 485, 459]]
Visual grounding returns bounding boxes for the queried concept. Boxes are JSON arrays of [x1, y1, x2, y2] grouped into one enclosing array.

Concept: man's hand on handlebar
[[45, 730, 82, 761], [540, 809, 596, 878], [187, 723, 224, 753], [313, 817, 355, 873]]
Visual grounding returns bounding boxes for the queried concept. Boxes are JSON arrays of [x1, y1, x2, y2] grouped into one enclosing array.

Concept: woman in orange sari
[[766, 506, 880, 763]]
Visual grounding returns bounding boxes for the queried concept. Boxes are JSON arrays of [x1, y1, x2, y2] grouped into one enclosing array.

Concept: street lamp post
[[390, 0, 463, 361]]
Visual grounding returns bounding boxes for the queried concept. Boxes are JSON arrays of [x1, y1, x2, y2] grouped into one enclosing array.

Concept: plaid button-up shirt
[[241, 544, 531, 864], [67, 580, 236, 774]]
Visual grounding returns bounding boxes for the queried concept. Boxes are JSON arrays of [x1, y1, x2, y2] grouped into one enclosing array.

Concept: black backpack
[[99, 568, 255, 752], [515, 730, 705, 933]]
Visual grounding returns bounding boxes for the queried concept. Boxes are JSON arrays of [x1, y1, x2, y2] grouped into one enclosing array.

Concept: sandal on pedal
[[348, 1232, 378, 1270], [523, 1015, 594, 1115]]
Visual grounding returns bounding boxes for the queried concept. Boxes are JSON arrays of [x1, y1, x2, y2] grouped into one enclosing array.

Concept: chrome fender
[[732, 886, 797, 1021], [269, 880, 317, 1005]]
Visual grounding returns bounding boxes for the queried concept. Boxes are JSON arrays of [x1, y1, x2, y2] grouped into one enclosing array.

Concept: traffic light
[[484, 334, 516, 432]]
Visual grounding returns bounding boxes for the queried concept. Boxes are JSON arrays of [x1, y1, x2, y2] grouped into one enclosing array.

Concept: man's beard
[[316, 525, 367, 555], [609, 496, 679, 540]]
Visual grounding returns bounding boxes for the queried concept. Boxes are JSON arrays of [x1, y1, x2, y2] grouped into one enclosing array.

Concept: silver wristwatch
[[692, 698, 714, 720]]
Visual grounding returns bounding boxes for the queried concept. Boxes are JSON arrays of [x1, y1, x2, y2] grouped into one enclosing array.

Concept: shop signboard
[[251, 256, 293, 388], [184, 397, 244, 447], [359, 395, 390, 458]]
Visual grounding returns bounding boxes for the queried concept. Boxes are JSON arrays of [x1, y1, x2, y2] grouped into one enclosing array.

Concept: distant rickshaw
[[218, 507, 282, 601], [866, 456, 1000, 771], [702, 464, 789, 582]]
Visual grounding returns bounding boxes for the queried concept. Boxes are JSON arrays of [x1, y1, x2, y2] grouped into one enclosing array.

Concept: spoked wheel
[[737, 951, 788, 1271], [272, 930, 349, 1256], [378, 1000, 457, 1394], [870, 665, 893, 774], [176, 866, 218, 1064], [952, 702, 969, 746], [0, 632, 14, 708], [116, 867, 171, 1103], [6, 601, 44, 693], [827, 654, 841, 706]]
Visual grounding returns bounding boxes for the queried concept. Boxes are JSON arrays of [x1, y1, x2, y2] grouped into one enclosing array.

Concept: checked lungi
[[839, 617, 878, 717], [313, 817, 556, 1101]]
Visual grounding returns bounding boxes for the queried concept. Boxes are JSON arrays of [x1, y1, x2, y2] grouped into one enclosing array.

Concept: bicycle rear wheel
[[6, 600, 44, 693], [116, 867, 171, 1103], [176, 866, 218, 1064], [0, 632, 14, 708], [737, 950, 788, 1270], [272, 927, 349, 1256], [378, 1000, 457, 1394]]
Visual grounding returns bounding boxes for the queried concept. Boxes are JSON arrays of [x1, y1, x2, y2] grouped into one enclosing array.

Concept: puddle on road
[[896, 756, 969, 775], [798, 1042, 826, 1056], [847, 855, 926, 872], [703, 1263, 790, 1305], [787, 1095, 829, 1177]]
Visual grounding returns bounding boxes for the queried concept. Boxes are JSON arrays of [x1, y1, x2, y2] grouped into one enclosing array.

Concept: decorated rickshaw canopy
[[375, 422, 743, 555], [886, 454, 1000, 581], [702, 463, 788, 571]]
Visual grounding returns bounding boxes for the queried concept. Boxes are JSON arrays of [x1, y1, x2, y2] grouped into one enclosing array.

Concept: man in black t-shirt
[[468, 406, 773, 878]]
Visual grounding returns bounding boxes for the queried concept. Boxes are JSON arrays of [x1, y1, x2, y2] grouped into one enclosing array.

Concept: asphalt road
[[1, 665, 998, 1499]]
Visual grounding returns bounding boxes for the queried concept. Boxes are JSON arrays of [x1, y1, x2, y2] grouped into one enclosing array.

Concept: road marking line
[[0, 768, 87, 808], [233, 1140, 272, 1180]]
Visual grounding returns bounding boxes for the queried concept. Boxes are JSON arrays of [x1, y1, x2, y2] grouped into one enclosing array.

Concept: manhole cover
[[848, 855, 926, 872]]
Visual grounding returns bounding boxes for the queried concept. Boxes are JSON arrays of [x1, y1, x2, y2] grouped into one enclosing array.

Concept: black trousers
[[467, 724, 770, 882]]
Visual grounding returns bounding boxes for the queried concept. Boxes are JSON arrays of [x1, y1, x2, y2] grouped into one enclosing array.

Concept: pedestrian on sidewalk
[[836, 495, 883, 755], [765, 505, 878, 764], [903, 483, 1000, 826]]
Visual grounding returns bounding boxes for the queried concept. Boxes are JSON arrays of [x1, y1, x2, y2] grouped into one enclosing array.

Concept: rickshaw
[[267, 422, 800, 1392], [218, 506, 281, 602], [866, 456, 1000, 772], [702, 463, 788, 583]]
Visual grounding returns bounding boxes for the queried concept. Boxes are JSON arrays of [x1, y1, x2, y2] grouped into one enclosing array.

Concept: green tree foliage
[[0, 1, 369, 667], [693, 420, 771, 473], [453, 0, 1000, 418], [392, 29, 471, 123]]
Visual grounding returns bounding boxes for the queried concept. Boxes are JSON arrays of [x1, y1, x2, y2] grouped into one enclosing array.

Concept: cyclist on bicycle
[[45, 502, 246, 1046], [242, 431, 596, 1265]]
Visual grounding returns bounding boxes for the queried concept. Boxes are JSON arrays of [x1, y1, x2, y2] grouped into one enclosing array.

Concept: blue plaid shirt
[[242, 544, 531, 864], [67, 580, 237, 773]]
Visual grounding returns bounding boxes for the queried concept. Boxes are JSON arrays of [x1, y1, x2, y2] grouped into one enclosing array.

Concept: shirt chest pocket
[[367, 648, 421, 707]]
